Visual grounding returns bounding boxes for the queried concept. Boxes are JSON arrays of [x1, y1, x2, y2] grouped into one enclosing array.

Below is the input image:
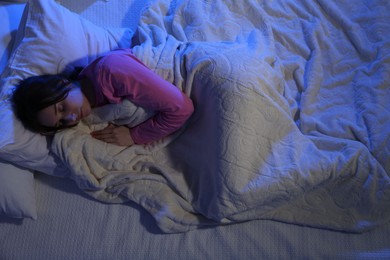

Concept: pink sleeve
[[97, 49, 194, 144]]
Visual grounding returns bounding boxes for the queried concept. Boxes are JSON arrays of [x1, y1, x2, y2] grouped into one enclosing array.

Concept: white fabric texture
[[0, 0, 133, 167], [0, 2, 36, 220], [0, 2, 25, 74], [1, 0, 390, 259], [52, 0, 390, 233], [0, 0, 132, 219], [3, 173, 390, 259], [0, 160, 37, 219]]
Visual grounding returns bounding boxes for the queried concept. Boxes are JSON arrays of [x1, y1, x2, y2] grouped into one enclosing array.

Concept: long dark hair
[[11, 74, 76, 134]]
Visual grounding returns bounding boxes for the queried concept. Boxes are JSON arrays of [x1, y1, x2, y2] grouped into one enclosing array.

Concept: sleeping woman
[[11, 48, 194, 146]]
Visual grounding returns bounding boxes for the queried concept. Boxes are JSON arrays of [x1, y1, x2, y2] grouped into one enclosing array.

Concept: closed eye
[[57, 103, 64, 113], [54, 103, 65, 128]]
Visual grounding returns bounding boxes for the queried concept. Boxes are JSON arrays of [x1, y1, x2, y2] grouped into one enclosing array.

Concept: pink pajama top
[[79, 49, 194, 144]]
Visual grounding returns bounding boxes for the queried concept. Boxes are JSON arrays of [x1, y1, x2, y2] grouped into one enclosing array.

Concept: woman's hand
[[91, 123, 134, 146]]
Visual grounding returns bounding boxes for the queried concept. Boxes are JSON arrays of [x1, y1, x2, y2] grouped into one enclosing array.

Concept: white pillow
[[0, 160, 37, 219], [1, 1, 27, 2], [0, 0, 133, 218]]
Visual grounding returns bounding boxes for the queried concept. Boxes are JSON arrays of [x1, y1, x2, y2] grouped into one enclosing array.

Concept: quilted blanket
[[52, 0, 390, 233]]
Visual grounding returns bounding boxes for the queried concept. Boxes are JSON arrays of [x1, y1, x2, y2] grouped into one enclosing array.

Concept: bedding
[[0, 0, 133, 218], [0, 160, 37, 219], [0, 0, 133, 172], [1, 0, 390, 259], [0, 1, 37, 220], [50, 0, 390, 234]]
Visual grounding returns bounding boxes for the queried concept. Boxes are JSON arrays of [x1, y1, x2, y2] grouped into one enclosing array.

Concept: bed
[[1, 0, 390, 258]]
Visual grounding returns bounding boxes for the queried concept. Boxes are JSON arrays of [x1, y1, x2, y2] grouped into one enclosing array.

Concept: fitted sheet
[[2, 174, 390, 259], [0, 0, 390, 259]]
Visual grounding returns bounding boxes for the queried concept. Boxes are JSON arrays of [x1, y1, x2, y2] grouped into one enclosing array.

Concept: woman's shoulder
[[100, 49, 134, 63], [97, 48, 149, 75]]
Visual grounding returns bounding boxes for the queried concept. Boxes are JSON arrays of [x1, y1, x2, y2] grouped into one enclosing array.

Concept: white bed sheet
[[1, 174, 390, 259], [1, 0, 390, 259], [0, 2, 25, 74]]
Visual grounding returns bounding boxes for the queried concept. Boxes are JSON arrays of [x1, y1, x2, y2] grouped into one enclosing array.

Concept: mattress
[[2, 174, 390, 259], [1, 0, 390, 259]]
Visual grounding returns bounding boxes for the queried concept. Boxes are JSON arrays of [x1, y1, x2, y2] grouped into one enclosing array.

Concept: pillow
[[1, 1, 27, 2], [0, 160, 37, 219], [0, 0, 133, 218]]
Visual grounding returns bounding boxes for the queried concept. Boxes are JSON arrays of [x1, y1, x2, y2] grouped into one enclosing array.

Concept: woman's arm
[[91, 49, 194, 145]]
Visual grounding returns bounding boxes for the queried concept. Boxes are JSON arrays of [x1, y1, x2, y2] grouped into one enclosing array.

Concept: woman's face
[[37, 85, 91, 129]]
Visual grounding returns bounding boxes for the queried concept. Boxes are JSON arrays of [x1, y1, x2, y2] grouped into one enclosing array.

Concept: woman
[[11, 49, 194, 146]]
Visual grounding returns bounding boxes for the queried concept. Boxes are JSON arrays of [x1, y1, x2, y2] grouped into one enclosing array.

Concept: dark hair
[[11, 74, 75, 134]]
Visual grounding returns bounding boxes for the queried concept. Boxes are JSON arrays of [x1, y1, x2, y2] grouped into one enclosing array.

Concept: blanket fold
[[52, 0, 390, 233]]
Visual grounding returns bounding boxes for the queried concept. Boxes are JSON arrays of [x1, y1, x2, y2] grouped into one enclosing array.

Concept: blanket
[[52, 0, 390, 233]]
